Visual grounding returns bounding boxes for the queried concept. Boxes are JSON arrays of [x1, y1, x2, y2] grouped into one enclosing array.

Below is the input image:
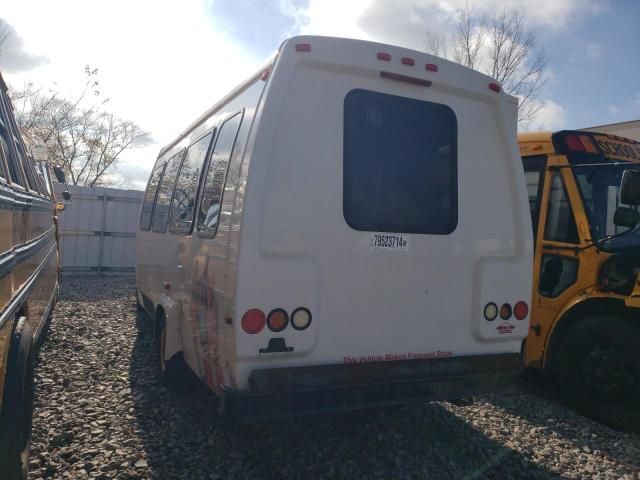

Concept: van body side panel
[[188, 79, 265, 387], [232, 37, 532, 391]]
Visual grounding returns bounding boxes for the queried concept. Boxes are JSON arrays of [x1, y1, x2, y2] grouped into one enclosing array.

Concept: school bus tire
[[0, 318, 35, 480], [554, 315, 640, 431], [155, 310, 189, 391]]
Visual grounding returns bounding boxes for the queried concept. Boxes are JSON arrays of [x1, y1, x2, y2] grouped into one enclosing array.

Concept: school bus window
[[544, 173, 579, 244], [170, 131, 213, 233], [525, 170, 544, 232], [0, 129, 20, 185], [343, 89, 457, 235], [198, 113, 242, 233], [152, 151, 184, 233], [539, 254, 579, 297], [0, 135, 7, 180], [140, 162, 166, 231]]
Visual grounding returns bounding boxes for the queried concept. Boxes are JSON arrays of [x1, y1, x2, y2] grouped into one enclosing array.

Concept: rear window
[[343, 89, 457, 235]]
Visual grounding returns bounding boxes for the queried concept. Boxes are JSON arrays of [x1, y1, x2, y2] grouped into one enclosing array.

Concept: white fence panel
[[54, 184, 143, 273]]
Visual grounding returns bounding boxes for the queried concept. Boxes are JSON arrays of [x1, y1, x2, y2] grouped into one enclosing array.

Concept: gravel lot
[[28, 276, 640, 480]]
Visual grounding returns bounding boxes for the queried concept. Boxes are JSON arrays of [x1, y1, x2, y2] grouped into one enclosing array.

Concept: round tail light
[[267, 308, 288, 332], [484, 302, 498, 321], [241, 309, 266, 334], [514, 301, 529, 320], [291, 307, 312, 330], [500, 303, 512, 320]]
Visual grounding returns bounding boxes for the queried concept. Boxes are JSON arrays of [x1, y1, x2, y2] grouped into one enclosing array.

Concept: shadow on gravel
[[488, 377, 640, 471], [129, 312, 563, 480]]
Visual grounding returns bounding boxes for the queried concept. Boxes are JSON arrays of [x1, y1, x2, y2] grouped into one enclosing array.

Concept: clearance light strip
[[380, 71, 432, 87]]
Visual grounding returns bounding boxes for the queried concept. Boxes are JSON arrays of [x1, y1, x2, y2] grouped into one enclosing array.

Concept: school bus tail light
[[291, 307, 312, 330], [500, 303, 513, 320], [242, 309, 266, 334], [514, 301, 529, 320], [565, 134, 598, 154], [267, 308, 289, 332]]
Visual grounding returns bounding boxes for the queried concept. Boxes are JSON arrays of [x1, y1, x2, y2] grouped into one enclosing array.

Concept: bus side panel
[[188, 79, 266, 389]]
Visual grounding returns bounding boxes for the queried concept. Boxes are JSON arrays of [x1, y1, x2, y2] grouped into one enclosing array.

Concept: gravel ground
[[28, 276, 640, 480]]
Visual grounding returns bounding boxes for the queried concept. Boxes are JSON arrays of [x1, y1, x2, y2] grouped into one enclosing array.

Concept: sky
[[1, 0, 639, 189]]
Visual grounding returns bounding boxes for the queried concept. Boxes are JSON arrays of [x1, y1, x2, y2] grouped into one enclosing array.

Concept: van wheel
[[155, 312, 188, 391], [554, 316, 640, 431], [0, 318, 34, 480]]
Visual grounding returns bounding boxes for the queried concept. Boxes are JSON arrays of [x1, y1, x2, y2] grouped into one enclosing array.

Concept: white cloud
[[586, 42, 602, 60], [2, 0, 262, 188], [0, 18, 49, 73], [526, 99, 567, 131]]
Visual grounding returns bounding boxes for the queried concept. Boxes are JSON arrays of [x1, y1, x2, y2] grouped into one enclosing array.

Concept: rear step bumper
[[221, 353, 520, 421]]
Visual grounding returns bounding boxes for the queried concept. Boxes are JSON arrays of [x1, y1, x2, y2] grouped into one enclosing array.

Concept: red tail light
[[514, 301, 529, 320], [489, 83, 501, 92], [377, 52, 391, 61], [295, 43, 311, 52], [425, 63, 438, 72], [242, 309, 266, 334], [401, 57, 415, 66]]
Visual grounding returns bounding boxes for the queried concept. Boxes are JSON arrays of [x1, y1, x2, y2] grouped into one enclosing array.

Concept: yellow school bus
[[0, 72, 66, 479], [520, 130, 640, 431]]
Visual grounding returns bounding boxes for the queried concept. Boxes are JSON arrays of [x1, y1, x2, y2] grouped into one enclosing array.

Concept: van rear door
[[233, 37, 532, 381]]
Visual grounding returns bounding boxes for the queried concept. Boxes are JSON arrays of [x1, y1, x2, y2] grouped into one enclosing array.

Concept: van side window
[[140, 161, 166, 231], [170, 132, 213, 233], [152, 150, 184, 233], [343, 89, 457, 235], [544, 172, 579, 244], [198, 113, 242, 234]]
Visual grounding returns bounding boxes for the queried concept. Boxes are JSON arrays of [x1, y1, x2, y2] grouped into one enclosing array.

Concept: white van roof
[[158, 35, 515, 158]]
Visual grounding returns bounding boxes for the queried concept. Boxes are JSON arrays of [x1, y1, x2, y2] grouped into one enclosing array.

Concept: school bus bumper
[[220, 353, 520, 420]]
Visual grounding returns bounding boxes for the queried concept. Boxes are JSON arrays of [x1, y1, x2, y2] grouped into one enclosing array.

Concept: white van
[[136, 35, 533, 420]]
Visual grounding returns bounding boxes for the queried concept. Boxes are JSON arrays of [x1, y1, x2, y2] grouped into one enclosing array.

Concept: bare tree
[[426, 6, 547, 127], [9, 67, 149, 187]]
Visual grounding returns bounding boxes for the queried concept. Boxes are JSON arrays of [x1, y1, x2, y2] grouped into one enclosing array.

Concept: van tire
[[554, 316, 640, 431], [155, 312, 188, 391], [0, 318, 34, 480]]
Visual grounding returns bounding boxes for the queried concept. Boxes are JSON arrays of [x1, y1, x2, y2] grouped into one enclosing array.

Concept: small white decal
[[369, 233, 409, 251]]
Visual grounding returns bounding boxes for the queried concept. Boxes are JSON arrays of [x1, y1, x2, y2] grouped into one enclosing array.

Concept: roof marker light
[[489, 83, 501, 92], [377, 52, 391, 61], [425, 63, 438, 72], [401, 57, 415, 66], [380, 71, 432, 87], [295, 43, 311, 52], [565, 134, 586, 152], [261, 69, 270, 81]]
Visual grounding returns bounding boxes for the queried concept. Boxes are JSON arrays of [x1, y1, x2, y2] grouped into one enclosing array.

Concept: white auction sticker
[[369, 233, 409, 251]]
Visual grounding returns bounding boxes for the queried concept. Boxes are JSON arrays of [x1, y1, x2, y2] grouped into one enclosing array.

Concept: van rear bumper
[[220, 353, 520, 421]]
